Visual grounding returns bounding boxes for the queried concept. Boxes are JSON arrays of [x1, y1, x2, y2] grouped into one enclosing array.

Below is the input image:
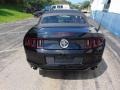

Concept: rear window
[[41, 15, 86, 24]]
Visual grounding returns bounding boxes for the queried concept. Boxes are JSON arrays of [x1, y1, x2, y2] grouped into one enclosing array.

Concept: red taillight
[[86, 37, 104, 48], [24, 37, 42, 48]]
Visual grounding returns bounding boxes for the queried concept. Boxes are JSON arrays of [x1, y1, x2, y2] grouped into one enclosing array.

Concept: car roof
[[44, 9, 82, 15], [36, 9, 88, 28]]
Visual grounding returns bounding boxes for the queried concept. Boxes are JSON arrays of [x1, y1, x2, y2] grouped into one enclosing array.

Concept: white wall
[[109, 0, 120, 14], [91, 0, 104, 11], [91, 0, 120, 14]]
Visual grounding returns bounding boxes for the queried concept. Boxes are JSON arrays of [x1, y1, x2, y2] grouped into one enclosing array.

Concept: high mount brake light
[[86, 37, 104, 48], [24, 38, 42, 48]]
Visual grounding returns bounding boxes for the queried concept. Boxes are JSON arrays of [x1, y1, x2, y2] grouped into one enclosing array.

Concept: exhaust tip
[[31, 66, 38, 70], [91, 66, 97, 70]]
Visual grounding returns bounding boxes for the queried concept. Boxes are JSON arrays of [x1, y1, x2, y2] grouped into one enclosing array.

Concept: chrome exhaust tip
[[31, 65, 38, 70], [91, 66, 97, 70]]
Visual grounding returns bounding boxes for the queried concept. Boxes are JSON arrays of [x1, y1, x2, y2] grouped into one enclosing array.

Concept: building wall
[[91, 0, 120, 36], [109, 0, 120, 14]]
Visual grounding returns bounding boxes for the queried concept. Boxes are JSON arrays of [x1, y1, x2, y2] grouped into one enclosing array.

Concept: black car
[[23, 10, 105, 70]]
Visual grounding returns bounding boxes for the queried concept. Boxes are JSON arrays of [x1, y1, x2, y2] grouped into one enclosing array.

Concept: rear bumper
[[25, 47, 104, 70], [29, 62, 99, 70]]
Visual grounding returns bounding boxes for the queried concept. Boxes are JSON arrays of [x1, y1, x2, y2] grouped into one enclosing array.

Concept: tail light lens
[[24, 37, 42, 48], [86, 37, 104, 48]]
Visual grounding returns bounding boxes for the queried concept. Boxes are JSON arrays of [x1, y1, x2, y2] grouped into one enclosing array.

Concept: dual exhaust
[[31, 65, 97, 70]]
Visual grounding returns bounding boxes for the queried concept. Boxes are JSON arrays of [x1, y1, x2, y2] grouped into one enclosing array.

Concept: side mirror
[[89, 25, 98, 31]]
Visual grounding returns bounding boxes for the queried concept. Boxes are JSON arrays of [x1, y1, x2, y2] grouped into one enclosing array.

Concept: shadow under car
[[39, 59, 107, 80]]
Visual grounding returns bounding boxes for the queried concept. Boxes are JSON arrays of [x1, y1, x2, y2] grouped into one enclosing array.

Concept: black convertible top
[[42, 9, 85, 18], [36, 9, 88, 27], [44, 9, 81, 14]]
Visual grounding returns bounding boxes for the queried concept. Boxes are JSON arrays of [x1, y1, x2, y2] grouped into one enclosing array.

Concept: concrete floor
[[0, 18, 120, 90]]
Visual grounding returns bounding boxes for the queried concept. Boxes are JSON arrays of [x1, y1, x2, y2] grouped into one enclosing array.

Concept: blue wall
[[92, 11, 120, 36]]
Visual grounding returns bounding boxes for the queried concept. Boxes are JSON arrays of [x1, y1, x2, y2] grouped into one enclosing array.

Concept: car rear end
[[23, 10, 105, 70], [23, 29, 105, 70]]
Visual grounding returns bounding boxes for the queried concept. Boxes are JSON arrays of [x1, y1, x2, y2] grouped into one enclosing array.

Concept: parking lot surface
[[0, 18, 120, 90]]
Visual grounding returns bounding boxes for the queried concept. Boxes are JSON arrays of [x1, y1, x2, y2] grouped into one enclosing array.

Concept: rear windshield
[[41, 15, 86, 24]]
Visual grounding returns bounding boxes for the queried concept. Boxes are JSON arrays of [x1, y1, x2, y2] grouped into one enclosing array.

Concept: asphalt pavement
[[0, 18, 120, 90]]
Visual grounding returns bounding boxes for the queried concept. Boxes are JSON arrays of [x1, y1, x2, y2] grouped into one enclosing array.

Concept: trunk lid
[[37, 27, 90, 50], [38, 27, 89, 38]]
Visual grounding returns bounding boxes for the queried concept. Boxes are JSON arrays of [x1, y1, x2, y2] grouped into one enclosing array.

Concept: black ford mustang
[[23, 10, 105, 70]]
